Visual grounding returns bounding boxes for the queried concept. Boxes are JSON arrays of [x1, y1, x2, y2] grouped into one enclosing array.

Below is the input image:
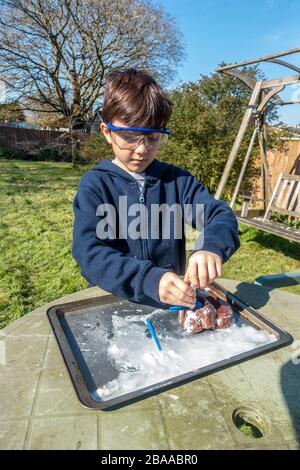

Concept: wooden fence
[[0, 126, 67, 144], [253, 139, 300, 207]]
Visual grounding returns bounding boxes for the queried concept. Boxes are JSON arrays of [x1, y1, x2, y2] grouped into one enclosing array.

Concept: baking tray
[[47, 282, 293, 411]]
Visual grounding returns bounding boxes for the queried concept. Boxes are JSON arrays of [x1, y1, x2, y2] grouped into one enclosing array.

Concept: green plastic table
[[0, 278, 299, 450]]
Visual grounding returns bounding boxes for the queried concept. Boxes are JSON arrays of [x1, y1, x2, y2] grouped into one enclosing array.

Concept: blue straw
[[168, 299, 204, 312], [145, 319, 162, 352]]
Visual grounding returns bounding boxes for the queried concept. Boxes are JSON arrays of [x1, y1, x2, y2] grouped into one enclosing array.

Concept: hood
[[90, 159, 171, 184]]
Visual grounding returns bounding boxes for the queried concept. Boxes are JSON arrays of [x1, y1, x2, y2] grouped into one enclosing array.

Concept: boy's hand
[[158, 272, 196, 308], [184, 251, 222, 289]]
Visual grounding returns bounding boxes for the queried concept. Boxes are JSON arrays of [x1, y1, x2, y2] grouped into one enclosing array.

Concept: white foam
[[91, 308, 277, 402]]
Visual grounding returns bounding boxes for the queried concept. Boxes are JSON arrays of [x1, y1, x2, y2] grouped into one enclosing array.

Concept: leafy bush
[[2, 67, 283, 189], [158, 66, 280, 198], [79, 133, 114, 163], [0, 145, 71, 162]]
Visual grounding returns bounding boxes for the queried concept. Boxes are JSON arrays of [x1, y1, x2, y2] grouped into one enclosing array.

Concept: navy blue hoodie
[[72, 159, 240, 308]]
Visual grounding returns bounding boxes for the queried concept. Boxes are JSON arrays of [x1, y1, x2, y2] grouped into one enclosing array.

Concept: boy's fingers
[[188, 260, 200, 288], [172, 276, 196, 299], [207, 257, 217, 284], [166, 292, 193, 308], [183, 271, 189, 283], [198, 260, 208, 288], [168, 284, 196, 307], [216, 258, 222, 277]]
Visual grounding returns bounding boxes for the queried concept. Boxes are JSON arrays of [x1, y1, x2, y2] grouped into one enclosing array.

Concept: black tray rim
[[46, 281, 294, 411]]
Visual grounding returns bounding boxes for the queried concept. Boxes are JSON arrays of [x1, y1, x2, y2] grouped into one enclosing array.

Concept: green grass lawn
[[1, 158, 299, 329]]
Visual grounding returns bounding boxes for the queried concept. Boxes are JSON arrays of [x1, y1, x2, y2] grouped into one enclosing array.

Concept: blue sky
[[159, 0, 300, 125]]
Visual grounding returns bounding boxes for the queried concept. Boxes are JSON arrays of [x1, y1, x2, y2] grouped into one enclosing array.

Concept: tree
[[0, 0, 184, 143], [27, 110, 69, 130], [158, 65, 281, 198], [0, 101, 25, 121]]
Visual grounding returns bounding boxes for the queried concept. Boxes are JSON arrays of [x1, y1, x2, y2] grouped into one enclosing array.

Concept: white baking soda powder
[[91, 308, 276, 401]]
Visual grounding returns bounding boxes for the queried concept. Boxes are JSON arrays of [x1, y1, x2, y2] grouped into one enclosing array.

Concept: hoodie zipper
[[138, 181, 149, 259], [139, 185, 145, 204]]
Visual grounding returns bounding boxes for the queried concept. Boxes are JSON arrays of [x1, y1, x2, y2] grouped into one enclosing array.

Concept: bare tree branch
[[0, 0, 185, 162]]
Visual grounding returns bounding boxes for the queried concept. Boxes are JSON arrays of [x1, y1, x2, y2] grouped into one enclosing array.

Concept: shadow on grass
[[254, 232, 300, 261], [240, 226, 300, 263]]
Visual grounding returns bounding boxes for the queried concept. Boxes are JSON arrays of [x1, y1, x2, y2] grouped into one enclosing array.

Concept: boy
[[72, 69, 240, 309]]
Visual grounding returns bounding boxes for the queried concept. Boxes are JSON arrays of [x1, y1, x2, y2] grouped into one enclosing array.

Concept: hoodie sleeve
[[181, 173, 240, 263], [72, 181, 170, 308]]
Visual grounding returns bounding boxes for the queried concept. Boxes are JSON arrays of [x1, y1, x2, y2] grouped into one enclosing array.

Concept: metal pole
[[230, 125, 259, 208], [258, 116, 272, 206], [217, 46, 300, 72], [215, 81, 262, 200]]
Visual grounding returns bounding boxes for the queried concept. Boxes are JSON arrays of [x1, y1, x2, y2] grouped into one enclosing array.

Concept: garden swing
[[214, 47, 300, 286]]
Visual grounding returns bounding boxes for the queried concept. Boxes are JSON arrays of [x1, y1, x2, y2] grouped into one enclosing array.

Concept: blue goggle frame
[[103, 121, 171, 136]]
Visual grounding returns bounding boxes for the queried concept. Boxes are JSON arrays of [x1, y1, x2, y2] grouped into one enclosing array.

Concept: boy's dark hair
[[101, 69, 173, 129]]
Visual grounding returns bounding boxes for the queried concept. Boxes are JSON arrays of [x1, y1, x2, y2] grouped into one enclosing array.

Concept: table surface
[[1, 278, 300, 450]]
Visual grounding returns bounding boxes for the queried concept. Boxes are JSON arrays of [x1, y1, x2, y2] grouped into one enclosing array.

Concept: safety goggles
[[101, 118, 170, 151]]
